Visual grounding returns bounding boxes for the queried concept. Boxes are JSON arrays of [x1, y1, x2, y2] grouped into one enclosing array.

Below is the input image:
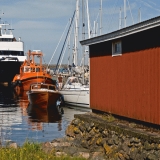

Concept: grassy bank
[[0, 142, 86, 160]]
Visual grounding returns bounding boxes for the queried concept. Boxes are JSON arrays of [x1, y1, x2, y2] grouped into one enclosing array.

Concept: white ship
[[0, 21, 26, 84]]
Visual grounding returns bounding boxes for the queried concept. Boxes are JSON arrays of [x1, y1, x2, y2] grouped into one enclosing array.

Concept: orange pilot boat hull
[[27, 91, 61, 109], [27, 83, 61, 109]]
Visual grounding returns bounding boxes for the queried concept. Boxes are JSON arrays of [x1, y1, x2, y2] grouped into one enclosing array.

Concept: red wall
[[90, 48, 160, 125]]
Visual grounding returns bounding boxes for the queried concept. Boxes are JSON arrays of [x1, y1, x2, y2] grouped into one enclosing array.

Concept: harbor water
[[0, 86, 90, 146]]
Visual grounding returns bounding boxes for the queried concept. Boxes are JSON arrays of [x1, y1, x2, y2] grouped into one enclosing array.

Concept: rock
[[9, 142, 18, 149], [130, 137, 140, 143], [81, 139, 89, 149], [107, 139, 114, 145], [84, 123, 92, 132], [102, 130, 108, 137], [88, 137, 97, 146], [62, 146, 79, 156], [91, 152, 106, 160], [85, 134, 93, 141], [89, 128, 96, 136], [134, 142, 142, 147], [128, 123, 136, 128], [79, 124, 86, 132], [96, 137, 104, 146], [99, 126, 104, 133], [55, 152, 67, 157], [118, 153, 125, 160], [144, 141, 155, 150], [123, 153, 130, 160], [141, 150, 148, 159], [103, 143, 112, 155], [65, 125, 76, 137], [71, 118, 81, 126], [74, 127, 81, 134], [157, 144, 160, 150], [51, 142, 71, 147], [42, 142, 52, 148], [121, 143, 130, 153], [130, 148, 138, 160], [90, 122, 95, 128], [73, 152, 90, 159], [135, 153, 144, 160], [113, 135, 119, 145], [147, 153, 158, 160]]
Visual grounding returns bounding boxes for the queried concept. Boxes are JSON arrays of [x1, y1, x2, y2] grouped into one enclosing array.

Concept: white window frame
[[112, 41, 122, 57]]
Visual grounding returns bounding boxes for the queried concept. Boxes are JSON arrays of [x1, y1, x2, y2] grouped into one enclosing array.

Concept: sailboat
[[59, 0, 90, 108]]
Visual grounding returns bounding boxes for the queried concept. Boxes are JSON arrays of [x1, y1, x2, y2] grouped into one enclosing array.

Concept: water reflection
[[0, 86, 89, 146], [27, 104, 62, 131]]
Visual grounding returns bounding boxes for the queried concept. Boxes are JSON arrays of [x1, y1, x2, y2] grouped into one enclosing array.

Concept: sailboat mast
[[119, 7, 122, 29], [124, 0, 127, 27], [86, 0, 91, 38], [82, 0, 85, 66], [138, 8, 141, 23], [100, 0, 102, 35], [74, 0, 79, 66]]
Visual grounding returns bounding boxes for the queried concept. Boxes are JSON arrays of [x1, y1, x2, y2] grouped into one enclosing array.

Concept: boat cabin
[[63, 77, 81, 89], [30, 83, 56, 91], [20, 50, 46, 74]]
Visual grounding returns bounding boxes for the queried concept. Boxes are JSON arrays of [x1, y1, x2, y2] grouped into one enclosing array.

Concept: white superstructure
[[0, 24, 26, 62], [0, 22, 26, 83]]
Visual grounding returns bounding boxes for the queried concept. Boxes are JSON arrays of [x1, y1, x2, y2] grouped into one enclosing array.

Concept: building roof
[[80, 15, 160, 46]]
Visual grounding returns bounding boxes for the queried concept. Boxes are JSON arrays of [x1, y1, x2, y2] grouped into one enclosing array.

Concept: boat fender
[[17, 80, 22, 86]]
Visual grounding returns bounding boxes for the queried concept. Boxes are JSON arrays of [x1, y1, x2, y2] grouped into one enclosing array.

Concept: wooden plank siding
[[89, 26, 160, 125]]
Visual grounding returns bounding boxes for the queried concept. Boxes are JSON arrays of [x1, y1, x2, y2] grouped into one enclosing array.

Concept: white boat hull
[[60, 89, 89, 108]]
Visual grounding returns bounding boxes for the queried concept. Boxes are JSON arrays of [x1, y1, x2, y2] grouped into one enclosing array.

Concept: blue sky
[[1, 0, 160, 64]]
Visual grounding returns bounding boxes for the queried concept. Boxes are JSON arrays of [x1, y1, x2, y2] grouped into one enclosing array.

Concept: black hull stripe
[[65, 101, 89, 106]]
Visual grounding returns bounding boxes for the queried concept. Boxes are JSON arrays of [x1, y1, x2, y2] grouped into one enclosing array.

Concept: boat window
[[0, 51, 24, 56], [49, 85, 55, 90], [31, 68, 35, 72], [0, 38, 12, 42], [41, 85, 48, 89], [36, 67, 40, 72], [72, 78, 78, 83], [24, 66, 31, 72], [32, 85, 40, 89]]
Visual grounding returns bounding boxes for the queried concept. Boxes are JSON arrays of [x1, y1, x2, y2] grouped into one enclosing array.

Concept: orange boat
[[27, 83, 62, 110], [12, 50, 54, 91]]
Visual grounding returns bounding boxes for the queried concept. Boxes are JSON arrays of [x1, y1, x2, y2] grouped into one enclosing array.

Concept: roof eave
[[80, 15, 160, 46]]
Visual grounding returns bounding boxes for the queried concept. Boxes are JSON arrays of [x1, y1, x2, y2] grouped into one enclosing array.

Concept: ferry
[[0, 21, 26, 85]]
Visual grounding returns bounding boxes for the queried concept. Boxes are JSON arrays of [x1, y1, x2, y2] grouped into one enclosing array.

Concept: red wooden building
[[81, 16, 160, 125]]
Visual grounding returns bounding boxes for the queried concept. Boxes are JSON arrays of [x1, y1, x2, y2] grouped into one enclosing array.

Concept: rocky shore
[[42, 112, 160, 160]]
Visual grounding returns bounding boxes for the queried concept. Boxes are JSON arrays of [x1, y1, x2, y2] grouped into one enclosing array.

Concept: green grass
[[0, 141, 86, 160]]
